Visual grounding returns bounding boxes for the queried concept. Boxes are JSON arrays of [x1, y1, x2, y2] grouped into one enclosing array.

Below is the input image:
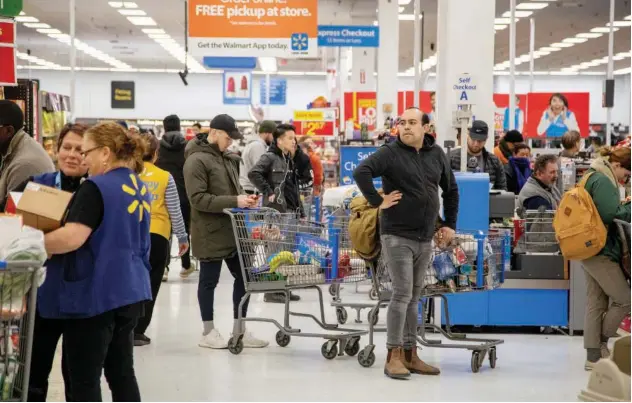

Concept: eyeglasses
[[80, 146, 103, 158]]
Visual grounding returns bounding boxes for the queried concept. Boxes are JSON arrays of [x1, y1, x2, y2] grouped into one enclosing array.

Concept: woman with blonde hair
[[136, 133, 189, 346], [581, 146, 631, 371], [42, 122, 152, 401]]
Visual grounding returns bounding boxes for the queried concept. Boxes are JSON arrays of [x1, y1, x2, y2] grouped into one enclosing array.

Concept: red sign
[[493, 94, 528, 136], [0, 19, 16, 86], [343, 92, 378, 130], [397, 91, 435, 118], [525, 92, 590, 138], [294, 120, 335, 136]]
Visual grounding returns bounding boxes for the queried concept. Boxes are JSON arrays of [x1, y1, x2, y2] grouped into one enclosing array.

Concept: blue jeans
[[198, 254, 249, 321]]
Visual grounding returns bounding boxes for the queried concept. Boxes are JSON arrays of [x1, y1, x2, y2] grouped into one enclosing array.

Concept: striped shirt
[[166, 174, 188, 243]]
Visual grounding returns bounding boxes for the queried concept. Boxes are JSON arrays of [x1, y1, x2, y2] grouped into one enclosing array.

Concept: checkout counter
[[439, 173, 575, 328]]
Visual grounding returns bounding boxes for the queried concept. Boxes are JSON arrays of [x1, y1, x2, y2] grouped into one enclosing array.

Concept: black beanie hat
[[504, 130, 524, 143]]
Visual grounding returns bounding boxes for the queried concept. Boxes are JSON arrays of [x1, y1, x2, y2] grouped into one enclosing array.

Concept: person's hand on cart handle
[[238, 195, 258, 208], [268, 194, 276, 203], [178, 242, 189, 257], [379, 191, 402, 210]]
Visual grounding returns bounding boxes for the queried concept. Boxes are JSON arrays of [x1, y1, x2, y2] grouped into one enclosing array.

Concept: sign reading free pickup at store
[[188, 0, 318, 58], [317, 25, 379, 47]]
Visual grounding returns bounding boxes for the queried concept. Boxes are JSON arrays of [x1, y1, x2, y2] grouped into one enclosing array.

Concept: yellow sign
[[293, 110, 324, 122]]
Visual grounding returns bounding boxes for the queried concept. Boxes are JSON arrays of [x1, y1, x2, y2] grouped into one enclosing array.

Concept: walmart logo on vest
[[122, 174, 151, 222]]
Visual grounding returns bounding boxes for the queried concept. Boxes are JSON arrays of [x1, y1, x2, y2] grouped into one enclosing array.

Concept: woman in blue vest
[[42, 122, 152, 402], [536, 93, 580, 138], [5, 123, 87, 402]]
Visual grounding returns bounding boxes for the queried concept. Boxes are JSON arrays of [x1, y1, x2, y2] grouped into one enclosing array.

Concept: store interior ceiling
[[13, 0, 632, 76]]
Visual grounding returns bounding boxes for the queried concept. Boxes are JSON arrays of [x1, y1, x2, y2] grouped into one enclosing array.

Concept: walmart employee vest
[[140, 162, 171, 240], [38, 167, 152, 319]]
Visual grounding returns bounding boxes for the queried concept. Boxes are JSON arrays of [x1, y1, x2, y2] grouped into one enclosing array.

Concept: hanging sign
[[260, 77, 287, 105], [111, 81, 135, 109], [188, 0, 318, 58], [0, 0, 22, 17], [317, 25, 379, 47], [0, 18, 16, 86], [223, 71, 252, 105], [339, 146, 381, 187], [453, 73, 478, 105], [343, 92, 378, 131]]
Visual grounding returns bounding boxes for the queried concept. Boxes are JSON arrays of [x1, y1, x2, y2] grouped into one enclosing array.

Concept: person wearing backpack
[[353, 108, 459, 379], [578, 146, 631, 370]]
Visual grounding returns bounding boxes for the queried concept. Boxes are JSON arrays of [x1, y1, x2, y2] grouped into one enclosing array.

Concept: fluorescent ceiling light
[[550, 42, 574, 48], [258, 57, 277, 73], [118, 9, 146, 16], [625, 15, 631, 20], [494, 18, 512, 24], [122, 2, 139, 8], [398, 14, 422, 20], [617, 51, 631, 57], [579, 72, 604, 76], [15, 16, 39, 22], [563, 37, 588, 44], [607, 21, 632, 27], [142, 28, 165, 34], [37, 28, 62, 34], [398, 7, 404, 12], [502, 10, 533, 18], [533, 50, 550, 56], [576, 32, 603, 38], [23, 23, 50, 28], [494, 24, 507, 30], [148, 33, 171, 39], [614, 67, 632, 75], [613, 55, 626, 60], [108, 2, 123, 7], [591, 27, 619, 33], [516, 2, 549, 10], [540, 46, 561, 52], [127, 16, 156, 25], [398, 0, 412, 4]]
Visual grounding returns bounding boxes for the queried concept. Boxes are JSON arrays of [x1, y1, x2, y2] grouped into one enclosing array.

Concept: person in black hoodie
[[156, 114, 194, 280], [353, 108, 459, 380]]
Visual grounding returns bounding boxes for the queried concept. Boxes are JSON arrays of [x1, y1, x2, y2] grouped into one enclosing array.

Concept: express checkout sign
[[317, 25, 379, 47]]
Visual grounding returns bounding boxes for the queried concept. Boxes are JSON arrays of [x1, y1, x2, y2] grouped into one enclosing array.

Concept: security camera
[[178, 69, 189, 86]]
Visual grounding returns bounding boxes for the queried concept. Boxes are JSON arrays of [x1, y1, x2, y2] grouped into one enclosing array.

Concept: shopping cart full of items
[[364, 230, 511, 372], [223, 208, 371, 365]]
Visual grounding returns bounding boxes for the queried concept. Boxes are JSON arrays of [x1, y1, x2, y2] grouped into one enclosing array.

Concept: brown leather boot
[[384, 347, 411, 379], [403, 347, 440, 375]]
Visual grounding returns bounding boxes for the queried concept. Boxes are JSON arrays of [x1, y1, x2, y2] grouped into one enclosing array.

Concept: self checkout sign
[[293, 109, 335, 136], [453, 73, 478, 105]]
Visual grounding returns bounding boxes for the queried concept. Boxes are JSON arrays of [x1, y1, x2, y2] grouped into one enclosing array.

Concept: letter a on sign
[[460, 91, 468, 101]]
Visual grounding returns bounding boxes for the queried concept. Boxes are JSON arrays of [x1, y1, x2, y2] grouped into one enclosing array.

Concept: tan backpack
[[348, 194, 381, 261], [553, 172, 608, 260]]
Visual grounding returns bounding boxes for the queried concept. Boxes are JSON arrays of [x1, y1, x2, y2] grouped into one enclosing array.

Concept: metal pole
[[265, 73, 271, 119], [69, 0, 76, 122], [508, 0, 516, 132], [413, 0, 421, 106], [529, 18, 535, 93], [606, 0, 615, 146]]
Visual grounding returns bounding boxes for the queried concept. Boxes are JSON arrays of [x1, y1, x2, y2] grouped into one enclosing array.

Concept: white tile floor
[[45, 259, 591, 402]]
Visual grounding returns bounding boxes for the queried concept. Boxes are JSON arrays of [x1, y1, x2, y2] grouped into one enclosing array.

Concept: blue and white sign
[[317, 25, 379, 47], [453, 73, 479, 105], [260, 77, 287, 105], [223, 71, 252, 105], [339, 146, 381, 187]]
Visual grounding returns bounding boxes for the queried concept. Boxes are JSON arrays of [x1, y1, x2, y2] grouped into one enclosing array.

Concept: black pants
[[180, 202, 192, 270], [27, 313, 71, 401], [135, 233, 170, 335], [63, 305, 141, 402], [198, 254, 249, 321]]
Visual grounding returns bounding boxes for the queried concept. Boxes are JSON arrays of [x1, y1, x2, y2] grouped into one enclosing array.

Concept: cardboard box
[[16, 182, 73, 233]]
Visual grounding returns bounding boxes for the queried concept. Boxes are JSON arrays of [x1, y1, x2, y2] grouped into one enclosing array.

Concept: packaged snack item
[[460, 264, 473, 275], [446, 279, 457, 293], [458, 274, 469, 287], [453, 246, 468, 265], [433, 253, 457, 281]]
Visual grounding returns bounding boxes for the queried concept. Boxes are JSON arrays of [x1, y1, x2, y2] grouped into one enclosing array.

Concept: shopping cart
[[0, 260, 45, 402], [327, 213, 383, 325], [300, 189, 322, 223], [223, 208, 371, 364], [514, 208, 559, 254], [363, 231, 510, 372]]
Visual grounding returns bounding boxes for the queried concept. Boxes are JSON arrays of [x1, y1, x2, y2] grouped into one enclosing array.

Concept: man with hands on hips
[[353, 108, 459, 380]]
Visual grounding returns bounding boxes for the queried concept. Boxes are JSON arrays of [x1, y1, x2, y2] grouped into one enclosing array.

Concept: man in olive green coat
[[184, 114, 268, 350], [581, 151, 631, 371]]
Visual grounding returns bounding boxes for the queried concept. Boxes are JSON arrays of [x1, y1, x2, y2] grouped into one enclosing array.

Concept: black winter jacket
[[449, 147, 507, 190], [156, 131, 188, 208], [353, 135, 459, 242]]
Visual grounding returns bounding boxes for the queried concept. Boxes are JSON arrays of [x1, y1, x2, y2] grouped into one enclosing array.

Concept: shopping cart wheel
[[228, 336, 244, 355], [367, 309, 379, 326], [336, 307, 348, 325], [275, 331, 291, 347], [321, 341, 338, 360], [358, 349, 376, 368], [369, 286, 378, 301], [489, 347, 497, 369], [471, 351, 483, 373], [328, 284, 338, 297], [344, 337, 360, 357]]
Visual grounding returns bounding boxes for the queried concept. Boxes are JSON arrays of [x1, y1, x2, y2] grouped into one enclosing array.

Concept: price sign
[[343, 92, 377, 131], [294, 120, 335, 136]]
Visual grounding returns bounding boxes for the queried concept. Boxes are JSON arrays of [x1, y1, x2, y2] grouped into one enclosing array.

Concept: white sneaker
[[180, 261, 196, 278], [199, 329, 228, 349], [240, 332, 269, 348]]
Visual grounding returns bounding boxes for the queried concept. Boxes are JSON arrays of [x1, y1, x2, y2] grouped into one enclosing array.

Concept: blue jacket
[[39, 167, 152, 319]]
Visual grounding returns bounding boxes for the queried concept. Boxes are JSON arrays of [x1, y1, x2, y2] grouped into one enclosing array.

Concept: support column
[[351, 48, 376, 92], [377, 0, 399, 127], [436, 0, 496, 150]]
